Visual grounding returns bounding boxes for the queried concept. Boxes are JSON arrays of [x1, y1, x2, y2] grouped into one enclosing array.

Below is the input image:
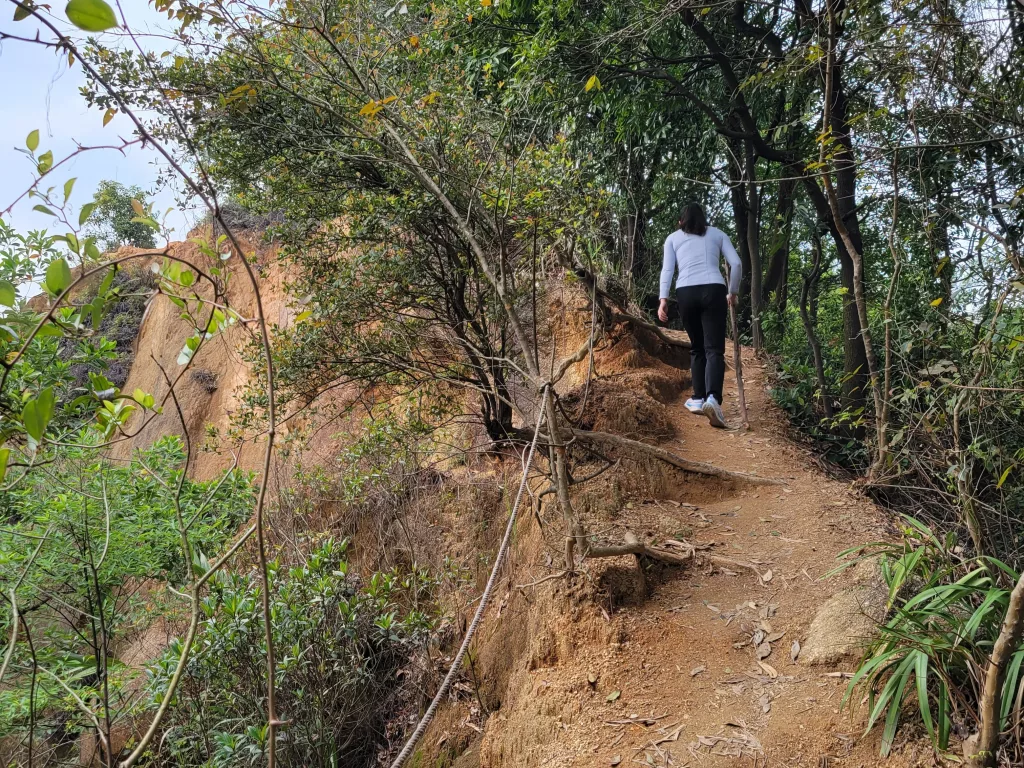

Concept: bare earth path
[[481, 347, 936, 768]]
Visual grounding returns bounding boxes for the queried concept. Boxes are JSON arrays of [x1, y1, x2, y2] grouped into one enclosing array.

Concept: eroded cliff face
[[108, 228, 277, 478], [109, 227, 353, 481]]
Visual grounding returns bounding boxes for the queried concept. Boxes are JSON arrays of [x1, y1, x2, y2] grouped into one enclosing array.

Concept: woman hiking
[[657, 202, 742, 429]]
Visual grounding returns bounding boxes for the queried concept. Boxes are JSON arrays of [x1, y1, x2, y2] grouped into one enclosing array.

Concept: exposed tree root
[[571, 430, 786, 485], [584, 531, 695, 566], [609, 311, 690, 350], [582, 533, 768, 583]]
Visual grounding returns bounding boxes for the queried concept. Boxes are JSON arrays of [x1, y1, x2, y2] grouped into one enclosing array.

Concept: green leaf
[[37, 150, 53, 174], [131, 215, 160, 231], [37, 387, 55, 425], [84, 239, 101, 262], [45, 258, 73, 295], [65, 0, 118, 31], [34, 323, 64, 338], [913, 652, 934, 741], [64, 177, 76, 201], [178, 334, 201, 366], [97, 266, 115, 297], [0, 280, 16, 308], [14, 1, 35, 21], [78, 202, 96, 226], [605, 690, 620, 702], [33, 204, 55, 217], [0, 448, 9, 484], [1000, 650, 1024, 727], [22, 387, 55, 441], [997, 465, 1014, 489], [26, 129, 39, 151], [585, 74, 601, 92]]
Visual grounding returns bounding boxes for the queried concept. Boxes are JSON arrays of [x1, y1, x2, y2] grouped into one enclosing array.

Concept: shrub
[[0, 436, 256, 759], [842, 517, 1024, 758], [148, 539, 435, 768]]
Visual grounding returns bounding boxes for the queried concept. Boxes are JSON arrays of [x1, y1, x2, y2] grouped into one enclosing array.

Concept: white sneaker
[[684, 397, 704, 414], [702, 395, 727, 429]]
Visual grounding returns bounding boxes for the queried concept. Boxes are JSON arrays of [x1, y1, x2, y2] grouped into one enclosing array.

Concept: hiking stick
[[729, 303, 750, 430]]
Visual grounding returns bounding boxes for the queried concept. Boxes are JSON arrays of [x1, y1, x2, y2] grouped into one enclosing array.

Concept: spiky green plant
[[841, 517, 1024, 758]]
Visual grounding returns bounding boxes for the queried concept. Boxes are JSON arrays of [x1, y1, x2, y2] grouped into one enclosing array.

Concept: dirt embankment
[[410, 295, 923, 768], [107, 227, 351, 480], [110, 250, 917, 766]]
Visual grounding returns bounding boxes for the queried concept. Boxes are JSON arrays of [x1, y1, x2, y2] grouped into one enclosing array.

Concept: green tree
[[86, 180, 157, 252]]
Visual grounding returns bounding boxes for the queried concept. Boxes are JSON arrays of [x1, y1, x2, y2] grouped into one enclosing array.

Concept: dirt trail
[[476, 346, 929, 768]]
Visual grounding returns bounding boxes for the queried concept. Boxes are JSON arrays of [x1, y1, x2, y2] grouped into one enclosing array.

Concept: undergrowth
[[148, 538, 436, 768], [841, 517, 1024, 761]]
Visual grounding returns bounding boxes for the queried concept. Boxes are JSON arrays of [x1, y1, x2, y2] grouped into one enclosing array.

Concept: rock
[[800, 558, 887, 665]]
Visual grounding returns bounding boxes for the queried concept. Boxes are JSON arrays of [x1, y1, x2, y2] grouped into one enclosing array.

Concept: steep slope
[[429, 346, 920, 767], [109, 245, 918, 765], [108, 228, 351, 481]]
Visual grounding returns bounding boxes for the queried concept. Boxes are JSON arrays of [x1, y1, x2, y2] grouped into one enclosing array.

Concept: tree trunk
[[970, 570, 1024, 767], [800, 232, 833, 419], [762, 176, 796, 313], [624, 211, 648, 282], [820, 2, 882, 454], [728, 138, 753, 331], [744, 142, 764, 351]]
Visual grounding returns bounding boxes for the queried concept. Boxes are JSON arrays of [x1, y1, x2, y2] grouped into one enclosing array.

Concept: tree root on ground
[[584, 532, 770, 582], [585, 531, 695, 566], [571, 430, 786, 485]]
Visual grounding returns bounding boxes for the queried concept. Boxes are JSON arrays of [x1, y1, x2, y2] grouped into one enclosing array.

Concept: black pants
[[676, 283, 727, 403]]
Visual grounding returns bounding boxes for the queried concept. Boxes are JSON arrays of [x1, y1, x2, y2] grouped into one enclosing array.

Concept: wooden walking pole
[[729, 303, 750, 430]]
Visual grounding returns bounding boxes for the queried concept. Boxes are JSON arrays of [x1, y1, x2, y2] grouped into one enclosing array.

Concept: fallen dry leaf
[[761, 569, 774, 583], [791, 639, 801, 662], [588, 672, 598, 685], [755, 642, 772, 660], [690, 665, 706, 677], [752, 629, 766, 645], [606, 690, 621, 702], [758, 660, 779, 679], [766, 631, 785, 643], [610, 757, 622, 766]]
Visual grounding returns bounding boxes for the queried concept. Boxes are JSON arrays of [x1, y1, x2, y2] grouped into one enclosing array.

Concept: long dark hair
[[679, 203, 708, 236]]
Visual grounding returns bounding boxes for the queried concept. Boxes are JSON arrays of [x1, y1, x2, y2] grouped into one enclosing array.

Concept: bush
[[148, 539, 435, 768], [842, 517, 1024, 758], [0, 437, 256, 758]]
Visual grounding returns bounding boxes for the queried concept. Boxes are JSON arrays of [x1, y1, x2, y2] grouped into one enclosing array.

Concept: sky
[[0, 3, 200, 245]]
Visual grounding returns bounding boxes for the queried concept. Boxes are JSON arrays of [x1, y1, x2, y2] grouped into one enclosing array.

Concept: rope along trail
[[389, 386, 550, 768]]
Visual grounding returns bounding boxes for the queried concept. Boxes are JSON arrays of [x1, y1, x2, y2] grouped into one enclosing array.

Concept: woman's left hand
[[727, 293, 738, 308]]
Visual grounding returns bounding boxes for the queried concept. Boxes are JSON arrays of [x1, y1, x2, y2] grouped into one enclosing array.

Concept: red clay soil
[[466, 346, 939, 768]]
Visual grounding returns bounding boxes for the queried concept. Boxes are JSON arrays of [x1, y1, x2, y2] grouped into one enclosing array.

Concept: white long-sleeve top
[[659, 227, 742, 299]]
